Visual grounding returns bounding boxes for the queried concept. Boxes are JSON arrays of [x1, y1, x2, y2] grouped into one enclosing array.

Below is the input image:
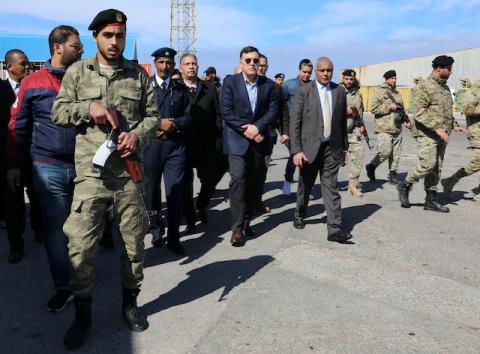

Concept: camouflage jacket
[[370, 83, 404, 134], [340, 82, 364, 135], [411, 74, 455, 139], [462, 83, 480, 147], [51, 55, 159, 180]]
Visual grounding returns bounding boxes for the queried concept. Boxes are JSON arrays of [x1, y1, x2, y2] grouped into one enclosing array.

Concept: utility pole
[[170, 0, 197, 57]]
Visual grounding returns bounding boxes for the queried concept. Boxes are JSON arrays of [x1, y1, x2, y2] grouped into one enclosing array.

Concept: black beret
[[342, 69, 356, 77], [432, 55, 454, 68], [204, 66, 216, 74], [151, 47, 177, 59], [88, 9, 127, 31], [383, 70, 396, 80], [274, 73, 285, 79]]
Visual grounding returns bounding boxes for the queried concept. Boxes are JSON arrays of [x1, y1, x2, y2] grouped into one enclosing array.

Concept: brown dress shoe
[[230, 231, 245, 247]]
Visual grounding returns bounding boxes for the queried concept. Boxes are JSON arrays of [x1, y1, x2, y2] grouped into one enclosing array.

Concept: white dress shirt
[[7, 75, 21, 96], [155, 75, 170, 89]]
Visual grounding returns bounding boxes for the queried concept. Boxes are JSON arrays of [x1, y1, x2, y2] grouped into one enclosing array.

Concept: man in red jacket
[[5, 25, 83, 312]]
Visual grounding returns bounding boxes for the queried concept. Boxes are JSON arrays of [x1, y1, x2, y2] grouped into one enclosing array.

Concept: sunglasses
[[244, 58, 260, 65]]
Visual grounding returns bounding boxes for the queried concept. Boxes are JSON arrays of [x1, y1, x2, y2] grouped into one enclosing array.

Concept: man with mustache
[[143, 47, 191, 255]]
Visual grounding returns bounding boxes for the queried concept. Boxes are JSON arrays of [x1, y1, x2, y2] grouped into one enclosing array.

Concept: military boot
[[348, 179, 363, 197], [388, 171, 400, 185], [397, 182, 411, 208], [122, 288, 149, 332], [366, 163, 376, 182], [64, 297, 92, 350], [424, 190, 449, 213], [441, 168, 468, 197]]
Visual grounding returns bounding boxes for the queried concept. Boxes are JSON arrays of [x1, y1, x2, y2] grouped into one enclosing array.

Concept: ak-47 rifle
[[385, 91, 410, 128], [350, 106, 372, 150], [91, 107, 156, 225]]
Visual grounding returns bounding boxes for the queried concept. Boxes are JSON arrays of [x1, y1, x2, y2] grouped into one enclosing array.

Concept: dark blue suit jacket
[[221, 73, 278, 156]]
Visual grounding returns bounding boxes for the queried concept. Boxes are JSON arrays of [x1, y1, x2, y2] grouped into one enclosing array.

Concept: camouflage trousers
[[63, 176, 148, 298], [464, 145, 480, 175], [348, 132, 364, 180], [405, 136, 446, 191], [371, 132, 402, 172]]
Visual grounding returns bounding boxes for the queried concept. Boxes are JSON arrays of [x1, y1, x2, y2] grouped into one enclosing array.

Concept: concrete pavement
[[1, 113, 479, 354]]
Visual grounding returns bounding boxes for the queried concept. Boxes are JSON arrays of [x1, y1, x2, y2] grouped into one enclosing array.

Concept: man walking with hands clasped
[[289, 56, 352, 243]]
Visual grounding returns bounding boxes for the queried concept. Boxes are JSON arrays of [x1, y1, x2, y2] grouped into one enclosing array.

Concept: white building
[[352, 47, 480, 90]]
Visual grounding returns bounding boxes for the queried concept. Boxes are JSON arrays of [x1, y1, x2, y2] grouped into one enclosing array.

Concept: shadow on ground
[[142, 255, 274, 316]]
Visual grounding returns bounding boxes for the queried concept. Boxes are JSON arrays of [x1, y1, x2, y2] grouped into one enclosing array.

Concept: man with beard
[[52, 9, 158, 349], [366, 70, 411, 184], [339, 69, 365, 197], [398, 55, 467, 211], [179, 53, 221, 229], [6, 25, 83, 312]]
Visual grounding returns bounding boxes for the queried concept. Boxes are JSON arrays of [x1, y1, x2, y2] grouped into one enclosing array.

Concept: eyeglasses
[[244, 58, 260, 65]]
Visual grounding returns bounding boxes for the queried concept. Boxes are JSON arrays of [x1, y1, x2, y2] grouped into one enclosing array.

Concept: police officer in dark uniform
[[144, 47, 191, 255]]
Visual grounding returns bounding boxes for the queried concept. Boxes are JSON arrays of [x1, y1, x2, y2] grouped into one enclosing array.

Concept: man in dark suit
[[221, 46, 278, 246], [143, 47, 191, 255], [289, 56, 352, 243], [179, 52, 222, 230], [1, 49, 43, 263]]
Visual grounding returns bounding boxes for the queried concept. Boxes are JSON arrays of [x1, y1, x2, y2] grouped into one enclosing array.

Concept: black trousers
[[295, 144, 342, 236], [228, 147, 266, 232], [1, 165, 42, 251], [144, 139, 186, 242], [183, 158, 217, 223]]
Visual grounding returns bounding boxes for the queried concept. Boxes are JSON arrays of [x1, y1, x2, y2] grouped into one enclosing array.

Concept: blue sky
[[1, 0, 480, 79]]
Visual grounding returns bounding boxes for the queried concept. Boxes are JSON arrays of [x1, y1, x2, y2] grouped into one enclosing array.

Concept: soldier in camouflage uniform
[[340, 69, 365, 197], [51, 10, 158, 350], [398, 55, 468, 212], [366, 70, 411, 184], [441, 82, 480, 203]]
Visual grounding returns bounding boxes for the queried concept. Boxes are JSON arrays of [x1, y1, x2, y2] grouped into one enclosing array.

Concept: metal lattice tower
[[170, 0, 197, 57]]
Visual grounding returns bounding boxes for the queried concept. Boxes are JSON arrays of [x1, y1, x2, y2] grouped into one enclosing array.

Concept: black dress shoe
[[167, 241, 186, 255], [327, 232, 353, 243], [255, 202, 271, 214], [197, 207, 208, 224], [8, 250, 23, 264], [244, 225, 255, 237], [151, 235, 164, 248], [293, 216, 305, 229], [183, 222, 196, 235]]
